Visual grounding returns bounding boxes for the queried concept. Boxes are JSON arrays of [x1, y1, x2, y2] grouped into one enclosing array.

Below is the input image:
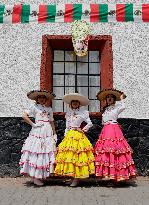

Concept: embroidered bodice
[[102, 100, 125, 125], [65, 108, 93, 132], [25, 103, 54, 122]]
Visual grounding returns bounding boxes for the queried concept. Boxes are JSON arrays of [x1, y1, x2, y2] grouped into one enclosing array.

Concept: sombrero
[[96, 89, 126, 101], [27, 90, 56, 101], [63, 93, 89, 106]]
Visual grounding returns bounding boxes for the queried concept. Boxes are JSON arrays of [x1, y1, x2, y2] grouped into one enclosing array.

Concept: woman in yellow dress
[[54, 93, 95, 187]]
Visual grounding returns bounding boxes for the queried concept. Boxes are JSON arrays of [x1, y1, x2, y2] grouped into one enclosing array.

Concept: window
[[52, 50, 100, 112], [40, 35, 113, 117]]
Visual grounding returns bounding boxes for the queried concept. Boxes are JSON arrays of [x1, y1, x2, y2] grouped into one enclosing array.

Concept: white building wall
[[0, 0, 149, 118]]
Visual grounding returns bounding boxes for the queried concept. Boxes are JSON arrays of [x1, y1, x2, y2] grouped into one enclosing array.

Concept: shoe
[[106, 180, 115, 187], [33, 178, 44, 186], [70, 179, 79, 187], [30, 178, 34, 183], [64, 179, 72, 185]]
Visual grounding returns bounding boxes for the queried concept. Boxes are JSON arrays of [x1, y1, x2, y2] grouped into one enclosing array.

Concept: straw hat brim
[[63, 93, 89, 106], [96, 89, 126, 101], [27, 90, 56, 101]]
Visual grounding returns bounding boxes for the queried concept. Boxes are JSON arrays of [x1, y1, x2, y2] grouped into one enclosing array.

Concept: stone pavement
[[0, 177, 149, 205]]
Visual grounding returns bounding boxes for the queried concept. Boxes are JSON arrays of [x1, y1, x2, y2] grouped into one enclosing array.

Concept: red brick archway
[[40, 35, 113, 118]]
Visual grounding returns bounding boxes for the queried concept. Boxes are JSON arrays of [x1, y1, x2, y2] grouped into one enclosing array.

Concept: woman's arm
[[51, 121, 57, 142], [115, 93, 125, 114], [23, 105, 43, 128], [82, 111, 93, 132], [50, 121, 56, 135], [22, 112, 34, 126], [64, 112, 69, 135], [48, 108, 56, 135]]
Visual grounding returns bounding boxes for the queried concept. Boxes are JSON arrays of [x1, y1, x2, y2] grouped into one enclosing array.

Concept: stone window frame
[[40, 35, 113, 118]]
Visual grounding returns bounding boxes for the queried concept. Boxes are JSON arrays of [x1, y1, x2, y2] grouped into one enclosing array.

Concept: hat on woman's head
[[63, 93, 89, 106], [96, 89, 126, 101], [27, 90, 56, 101]]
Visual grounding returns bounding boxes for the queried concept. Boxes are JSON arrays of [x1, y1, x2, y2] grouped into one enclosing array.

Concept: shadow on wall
[[0, 117, 149, 176]]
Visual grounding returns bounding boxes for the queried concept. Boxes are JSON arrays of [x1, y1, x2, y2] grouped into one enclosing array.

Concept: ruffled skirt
[[19, 123, 56, 179], [95, 124, 136, 181], [54, 130, 95, 178]]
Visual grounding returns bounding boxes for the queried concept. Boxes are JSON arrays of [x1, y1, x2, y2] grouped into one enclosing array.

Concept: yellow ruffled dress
[[54, 110, 95, 178]]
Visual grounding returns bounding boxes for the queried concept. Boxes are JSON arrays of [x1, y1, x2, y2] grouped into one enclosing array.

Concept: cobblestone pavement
[[0, 177, 149, 205]]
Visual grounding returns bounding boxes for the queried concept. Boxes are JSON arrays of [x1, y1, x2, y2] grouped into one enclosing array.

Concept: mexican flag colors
[[0, 3, 149, 24]]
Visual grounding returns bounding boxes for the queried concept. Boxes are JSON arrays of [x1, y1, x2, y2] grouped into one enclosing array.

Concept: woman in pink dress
[[95, 89, 136, 182]]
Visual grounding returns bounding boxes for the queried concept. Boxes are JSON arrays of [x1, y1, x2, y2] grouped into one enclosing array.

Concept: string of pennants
[[0, 4, 149, 24]]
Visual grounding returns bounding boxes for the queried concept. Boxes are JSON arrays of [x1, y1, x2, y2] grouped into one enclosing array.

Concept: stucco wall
[[0, 0, 149, 118]]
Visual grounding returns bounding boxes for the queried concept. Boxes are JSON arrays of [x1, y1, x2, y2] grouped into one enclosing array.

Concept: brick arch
[[40, 35, 113, 118]]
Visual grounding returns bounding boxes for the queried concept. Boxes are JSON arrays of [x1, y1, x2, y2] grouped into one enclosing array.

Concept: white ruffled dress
[[19, 103, 56, 179]]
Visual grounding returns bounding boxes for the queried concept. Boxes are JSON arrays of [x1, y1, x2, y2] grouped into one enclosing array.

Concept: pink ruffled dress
[[19, 103, 56, 179], [95, 100, 136, 181]]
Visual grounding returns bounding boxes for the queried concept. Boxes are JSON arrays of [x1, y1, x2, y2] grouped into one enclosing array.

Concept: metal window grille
[[53, 50, 100, 112]]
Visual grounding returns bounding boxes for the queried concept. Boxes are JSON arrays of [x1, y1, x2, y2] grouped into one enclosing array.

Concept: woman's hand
[[54, 148, 58, 155], [120, 93, 126, 100], [120, 93, 125, 100], [53, 134, 57, 143], [82, 128, 88, 132], [74, 127, 82, 132]]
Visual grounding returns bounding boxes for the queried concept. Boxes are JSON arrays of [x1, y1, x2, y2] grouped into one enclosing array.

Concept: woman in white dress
[[19, 90, 57, 186]]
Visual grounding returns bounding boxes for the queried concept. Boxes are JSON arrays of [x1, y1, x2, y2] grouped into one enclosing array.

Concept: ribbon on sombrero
[[71, 20, 90, 57]]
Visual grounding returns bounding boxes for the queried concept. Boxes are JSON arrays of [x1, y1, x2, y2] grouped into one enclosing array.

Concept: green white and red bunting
[[0, 4, 149, 24]]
